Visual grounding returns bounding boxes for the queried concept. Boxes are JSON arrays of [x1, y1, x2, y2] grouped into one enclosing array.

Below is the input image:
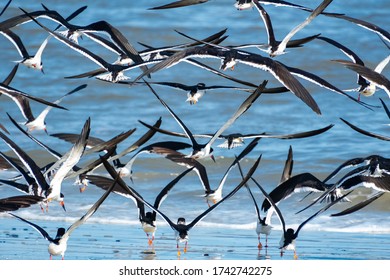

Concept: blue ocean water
[[0, 1, 389, 260]]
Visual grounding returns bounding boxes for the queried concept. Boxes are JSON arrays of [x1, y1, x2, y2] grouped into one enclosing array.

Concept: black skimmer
[[175, 29, 370, 110], [116, 141, 192, 179], [105, 117, 163, 166], [8, 176, 117, 260], [86, 167, 193, 246], [149, 0, 209, 10], [245, 0, 332, 57], [145, 80, 267, 160], [0, 133, 62, 211], [50, 127, 136, 172], [236, 160, 272, 251], [19, 11, 157, 83], [133, 45, 322, 114], [40, 118, 90, 203], [237, 144, 294, 250], [133, 81, 253, 105], [0, 195, 44, 212], [115, 140, 245, 208], [139, 119, 334, 149], [260, 146, 334, 213], [0, 118, 90, 211], [199, 137, 261, 206], [101, 153, 261, 257], [332, 57, 390, 98], [0, 29, 49, 73], [299, 154, 390, 214], [1, 4, 87, 73], [316, 36, 376, 99], [22, 84, 86, 133], [53, 119, 164, 189], [234, 0, 253, 10], [251, 176, 351, 259], [64, 28, 228, 80]]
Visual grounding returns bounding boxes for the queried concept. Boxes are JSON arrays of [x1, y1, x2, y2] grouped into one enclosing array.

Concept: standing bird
[[9, 176, 117, 260], [251, 177, 350, 259], [86, 167, 193, 246], [101, 154, 261, 257]]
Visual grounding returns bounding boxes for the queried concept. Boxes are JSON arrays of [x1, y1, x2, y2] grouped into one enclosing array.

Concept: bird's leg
[[49, 254, 52, 260], [177, 242, 181, 257], [294, 250, 298, 260], [147, 233, 153, 246], [265, 235, 268, 248], [183, 241, 188, 253], [257, 235, 263, 249]]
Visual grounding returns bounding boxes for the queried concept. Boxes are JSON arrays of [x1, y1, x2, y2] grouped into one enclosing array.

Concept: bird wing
[[9, 212, 55, 242]]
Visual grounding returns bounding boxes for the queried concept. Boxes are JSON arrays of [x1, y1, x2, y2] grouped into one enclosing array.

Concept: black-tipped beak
[[210, 154, 216, 162], [60, 201, 66, 212]]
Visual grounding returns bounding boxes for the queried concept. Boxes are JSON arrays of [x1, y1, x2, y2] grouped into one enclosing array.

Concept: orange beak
[[60, 201, 66, 212]]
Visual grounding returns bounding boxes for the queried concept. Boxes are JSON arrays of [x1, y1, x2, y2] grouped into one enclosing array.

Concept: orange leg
[[257, 235, 262, 249]]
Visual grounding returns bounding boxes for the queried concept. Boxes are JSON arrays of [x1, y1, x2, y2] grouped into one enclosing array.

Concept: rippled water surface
[[0, 1, 389, 260]]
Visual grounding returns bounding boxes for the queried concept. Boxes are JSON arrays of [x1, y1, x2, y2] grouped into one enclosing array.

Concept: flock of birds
[[0, 0, 389, 260]]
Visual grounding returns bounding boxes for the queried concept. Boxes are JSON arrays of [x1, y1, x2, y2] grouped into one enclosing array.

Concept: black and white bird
[[19, 8, 153, 82], [133, 81, 253, 105], [0, 30, 49, 73], [23, 84, 86, 133], [332, 57, 390, 98], [300, 154, 390, 215], [133, 44, 327, 114], [8, 177, 117, 259], [251, 176, 350, 259], [145, 79, 267, 160], [86, 167, 193, 246], [1, 5, 87, 72], [242, 0, 333, 57], [316, 36, 390, 100], [0, 118, 90, 211], [139, 119, 334, 149], [116, 141, 192, 179]]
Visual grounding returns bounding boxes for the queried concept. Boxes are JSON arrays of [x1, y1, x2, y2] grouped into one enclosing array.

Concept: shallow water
[[0, 1, 390, 260]]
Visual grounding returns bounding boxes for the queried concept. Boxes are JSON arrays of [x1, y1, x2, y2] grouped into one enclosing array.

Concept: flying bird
[[8, 176, 117, 259]]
